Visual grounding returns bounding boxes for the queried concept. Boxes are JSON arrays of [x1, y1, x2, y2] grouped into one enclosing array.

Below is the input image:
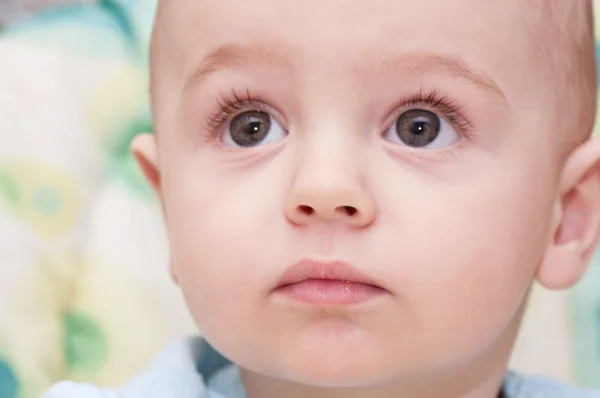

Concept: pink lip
[[274, 259, 387, 305]]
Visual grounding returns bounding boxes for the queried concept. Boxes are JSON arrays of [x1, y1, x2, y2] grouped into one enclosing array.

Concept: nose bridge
[[285, 128, 375, 226], [296, 128, 360, 196]]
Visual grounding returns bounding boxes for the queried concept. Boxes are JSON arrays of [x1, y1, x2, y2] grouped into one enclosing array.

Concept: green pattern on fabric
[[107, 115, 154, 199], [0, 171, 20, 210], [33, 187, 63, 216], [0, 358, 19, 398], [573, 251, 600, 388], [64, 311, 109, 372]]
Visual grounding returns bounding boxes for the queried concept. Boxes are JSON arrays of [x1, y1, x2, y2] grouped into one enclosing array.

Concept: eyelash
[[205, 89, 271, 133], [204, 87, 474, 137], [391, 88, 474, 135]]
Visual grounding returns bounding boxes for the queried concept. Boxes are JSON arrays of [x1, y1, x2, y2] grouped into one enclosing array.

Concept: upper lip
[[275, 258, 382, 289]]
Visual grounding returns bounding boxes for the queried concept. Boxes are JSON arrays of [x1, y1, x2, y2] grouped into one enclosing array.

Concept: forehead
[[154, 0, 544, 102], [159, 0, 530, 42]]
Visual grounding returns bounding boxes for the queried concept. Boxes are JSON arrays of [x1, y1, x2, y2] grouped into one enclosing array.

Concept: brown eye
[[395, 110, 440, 147], [225, 111, 286, 148], [228, 111, 271, 147], [384, 109, 459, 149]]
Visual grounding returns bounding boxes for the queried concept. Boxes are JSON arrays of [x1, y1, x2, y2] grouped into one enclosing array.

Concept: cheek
[[375, 156, 556, 356], [159, 158, 289, 344]]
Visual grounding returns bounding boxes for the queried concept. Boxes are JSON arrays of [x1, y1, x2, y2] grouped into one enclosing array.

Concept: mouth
[[273, 259, 388, 305]]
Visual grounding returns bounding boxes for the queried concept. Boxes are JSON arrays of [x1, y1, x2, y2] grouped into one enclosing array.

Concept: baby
[[45, 0, 600, 397]]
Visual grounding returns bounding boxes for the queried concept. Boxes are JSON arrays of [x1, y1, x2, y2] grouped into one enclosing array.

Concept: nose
[[284, 151, 376, 228]]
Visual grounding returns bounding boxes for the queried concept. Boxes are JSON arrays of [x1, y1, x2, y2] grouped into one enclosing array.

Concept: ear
[[131, 133, 179, 284], [131, 133, 160, 193], [537, 137, 600, 290]]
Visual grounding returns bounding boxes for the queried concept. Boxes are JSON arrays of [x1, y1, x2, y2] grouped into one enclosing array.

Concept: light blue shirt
[[43, 337, 600, 398]]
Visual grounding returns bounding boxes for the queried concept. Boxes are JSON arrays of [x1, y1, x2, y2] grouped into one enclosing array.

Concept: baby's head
[[134, 0, 600, 396]]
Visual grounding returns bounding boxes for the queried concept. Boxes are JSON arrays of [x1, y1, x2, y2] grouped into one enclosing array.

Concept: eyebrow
[[364, 53, 508, 103], [183, 43, 507, 103], [183, 43, 297, 93]]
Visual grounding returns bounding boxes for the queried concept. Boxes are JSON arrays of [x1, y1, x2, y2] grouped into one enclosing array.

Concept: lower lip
[[275, 279, 386, 305]]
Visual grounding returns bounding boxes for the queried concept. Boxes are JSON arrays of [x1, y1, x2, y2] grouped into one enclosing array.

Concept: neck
[[241, 359, 508, 398], [241, 370, 507, 398]]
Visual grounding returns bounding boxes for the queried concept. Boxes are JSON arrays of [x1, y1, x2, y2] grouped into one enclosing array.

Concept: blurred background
[[0, 1, 599, 397], [0, 0, 92, 27]]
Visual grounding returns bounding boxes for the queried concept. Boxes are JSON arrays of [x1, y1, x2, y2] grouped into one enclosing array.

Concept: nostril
[[298, 205, 314, 216], [338, 206, 358, 216]]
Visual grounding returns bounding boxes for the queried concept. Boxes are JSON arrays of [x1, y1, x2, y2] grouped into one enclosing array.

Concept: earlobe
[[537, 242, 585, 290], [131, 133, 160, 192], [537, 137, 600, 290]]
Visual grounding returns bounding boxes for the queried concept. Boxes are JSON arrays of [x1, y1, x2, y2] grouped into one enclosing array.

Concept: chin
[[273, 351, 395, 388], [287, 372, 386, 389]]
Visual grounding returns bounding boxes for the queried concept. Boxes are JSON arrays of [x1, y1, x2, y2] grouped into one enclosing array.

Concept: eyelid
[[204, 89, 287, 134], [203, 88, 473, 150], [383, 89, 475, 138]]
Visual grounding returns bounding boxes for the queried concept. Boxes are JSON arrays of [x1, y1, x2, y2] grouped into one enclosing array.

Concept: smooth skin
[[134, 1, 600, 397]]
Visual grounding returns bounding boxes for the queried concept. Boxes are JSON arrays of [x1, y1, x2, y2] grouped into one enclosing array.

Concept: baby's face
[[148, 0, 582, 388]]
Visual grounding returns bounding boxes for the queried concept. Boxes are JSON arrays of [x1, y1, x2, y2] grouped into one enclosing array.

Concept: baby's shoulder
[[42, 337, 213, 398], [43, 377, 209, 398], [505, 372, 600, 397], [42, 372, 207, 398], [42, 382, 119, 398]]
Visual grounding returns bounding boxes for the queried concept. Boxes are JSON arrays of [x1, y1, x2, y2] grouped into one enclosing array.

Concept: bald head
[[149, 0, 597, 150]]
